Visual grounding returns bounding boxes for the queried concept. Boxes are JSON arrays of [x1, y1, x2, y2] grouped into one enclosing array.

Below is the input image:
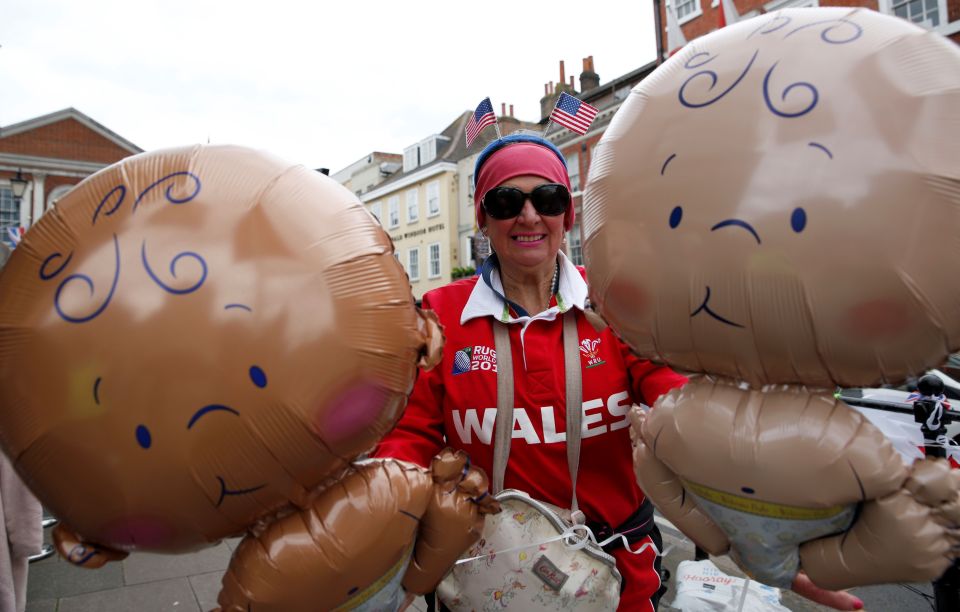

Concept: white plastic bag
[[670, 559, 789, 611]]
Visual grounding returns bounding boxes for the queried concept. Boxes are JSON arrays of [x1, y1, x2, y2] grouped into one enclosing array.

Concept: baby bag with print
[[437, 489, 621, 611]]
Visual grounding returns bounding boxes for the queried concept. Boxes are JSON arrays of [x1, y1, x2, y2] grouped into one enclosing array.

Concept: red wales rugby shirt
[[374, 252, 687, 532]]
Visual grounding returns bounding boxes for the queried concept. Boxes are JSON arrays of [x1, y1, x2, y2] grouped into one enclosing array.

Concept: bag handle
[[562, 310, 582, 512], [491, 310, 582, 512]]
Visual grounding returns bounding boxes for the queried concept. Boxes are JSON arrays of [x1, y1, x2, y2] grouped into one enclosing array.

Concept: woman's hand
[[792, 571, 864, 610]]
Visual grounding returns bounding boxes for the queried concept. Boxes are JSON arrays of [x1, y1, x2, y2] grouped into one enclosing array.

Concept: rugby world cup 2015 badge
[[452, 345, 497, 375]]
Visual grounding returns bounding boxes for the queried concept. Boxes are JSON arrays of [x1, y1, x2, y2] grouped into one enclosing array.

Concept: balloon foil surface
[[583, 7, 960, 388], [0, 144, 430, 553]]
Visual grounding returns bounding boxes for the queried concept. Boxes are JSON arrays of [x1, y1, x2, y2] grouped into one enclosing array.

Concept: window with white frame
[[468, 173, 475, 199], [565, 152, 581, 193], [403, 145, 419, 173], [568, 223, 583, 266], [427, 181, 440, 217], [408, 247, 420, 281], [369, 202, 382, 224], [672, 0, 702, 23], [887, 0, 943, 27], [388, 196, 400, 228], [428, 242, 441, 278], [1, 188, 21, 248], [406, 189, 419, 223]]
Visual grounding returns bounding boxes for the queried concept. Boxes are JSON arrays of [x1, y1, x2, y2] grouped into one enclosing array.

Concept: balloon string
[[736, 577, 751, 611], [454, 522, 666, 565]]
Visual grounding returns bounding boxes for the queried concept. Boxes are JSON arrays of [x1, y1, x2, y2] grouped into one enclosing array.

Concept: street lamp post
[[9, 169, 28, 204]]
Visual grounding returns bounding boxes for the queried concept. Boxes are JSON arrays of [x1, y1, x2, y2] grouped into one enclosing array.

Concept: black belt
[[585, 497, 656, 553]]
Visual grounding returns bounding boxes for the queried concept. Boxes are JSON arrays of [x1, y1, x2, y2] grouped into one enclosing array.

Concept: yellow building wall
[[364, 170, 460, 300]]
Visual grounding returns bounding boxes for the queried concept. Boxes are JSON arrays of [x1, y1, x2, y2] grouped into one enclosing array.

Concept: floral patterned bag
[[436, 489, 622, 611]]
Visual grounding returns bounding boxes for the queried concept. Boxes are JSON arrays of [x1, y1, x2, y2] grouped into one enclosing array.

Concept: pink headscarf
[[474, 142, 574, 232]]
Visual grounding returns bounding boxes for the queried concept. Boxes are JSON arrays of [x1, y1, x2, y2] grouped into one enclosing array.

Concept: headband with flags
[[465, 97, 499, 147], [547, 92, 599, 136]]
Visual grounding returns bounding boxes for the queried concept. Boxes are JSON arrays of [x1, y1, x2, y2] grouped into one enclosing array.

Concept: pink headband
[[474, 142, 574, 232]]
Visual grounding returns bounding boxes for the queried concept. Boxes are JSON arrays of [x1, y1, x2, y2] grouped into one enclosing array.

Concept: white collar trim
[[460, 251, 588, 325]]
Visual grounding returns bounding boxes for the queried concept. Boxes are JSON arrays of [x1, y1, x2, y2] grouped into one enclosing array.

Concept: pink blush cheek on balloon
[[843, 299, 911, 339], [314, 384, 390, 442], [101, 516, 177, 550]]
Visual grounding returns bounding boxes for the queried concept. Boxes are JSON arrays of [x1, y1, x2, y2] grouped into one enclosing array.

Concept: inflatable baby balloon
[[0, 145, 499, 611], [584, 7, 960, 593]]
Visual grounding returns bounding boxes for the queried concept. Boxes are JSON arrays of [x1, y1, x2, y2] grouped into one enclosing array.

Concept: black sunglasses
[[482, 183, 571, 220]]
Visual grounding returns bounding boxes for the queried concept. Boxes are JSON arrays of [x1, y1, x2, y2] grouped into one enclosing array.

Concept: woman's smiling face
[[484, 174, 568, 274]]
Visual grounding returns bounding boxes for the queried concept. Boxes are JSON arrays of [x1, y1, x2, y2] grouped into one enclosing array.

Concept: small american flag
[[465, 97, 496, 147], [549, 92, 599, 135]]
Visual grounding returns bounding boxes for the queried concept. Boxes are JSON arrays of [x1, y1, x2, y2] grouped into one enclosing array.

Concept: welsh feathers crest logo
[[579, 338, 606, 369]]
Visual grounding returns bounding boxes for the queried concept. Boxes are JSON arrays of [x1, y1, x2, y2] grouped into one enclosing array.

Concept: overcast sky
[[2, 0, 658, 173]]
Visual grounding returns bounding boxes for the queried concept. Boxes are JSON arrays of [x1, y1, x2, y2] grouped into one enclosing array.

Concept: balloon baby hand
[[53, 523, 128, 568], [430, 448, 501, 515]]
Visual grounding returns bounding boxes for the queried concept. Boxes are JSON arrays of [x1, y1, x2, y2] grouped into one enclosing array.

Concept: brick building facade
[[0, 108, 141, 246]]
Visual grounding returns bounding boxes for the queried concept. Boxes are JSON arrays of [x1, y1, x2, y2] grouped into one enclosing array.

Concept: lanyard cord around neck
[[491, 310, 582, 512]]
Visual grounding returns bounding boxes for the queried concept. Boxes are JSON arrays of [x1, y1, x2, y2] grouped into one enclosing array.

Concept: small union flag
[[6, 226, 23, 246], [465, 97, 496, 147], [549, 92, 599, 135]]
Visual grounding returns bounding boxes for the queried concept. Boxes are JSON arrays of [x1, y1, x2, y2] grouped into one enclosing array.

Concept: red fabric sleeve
[[371, 295, 447, 467], [615, 334, 688, 406]]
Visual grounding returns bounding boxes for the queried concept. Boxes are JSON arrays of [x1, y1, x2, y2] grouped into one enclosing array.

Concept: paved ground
[[25, 516, 935, 611]]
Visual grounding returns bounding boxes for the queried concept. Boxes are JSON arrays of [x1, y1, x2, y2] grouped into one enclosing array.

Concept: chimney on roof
[[580, 55, 600, 91], [509, 104, 514, 117], [501, 102, 506, 116], [559, 61, 566, 88], [541, 69, 562, 121], [569, 76, 574, 88]]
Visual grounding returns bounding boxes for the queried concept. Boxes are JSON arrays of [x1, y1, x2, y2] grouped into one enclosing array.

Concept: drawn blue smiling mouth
[[215, 476, 266, 508], [691, 286, 744, 328]]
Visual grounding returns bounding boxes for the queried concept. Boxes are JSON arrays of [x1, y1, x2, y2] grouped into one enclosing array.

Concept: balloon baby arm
[[630, 406, 730, 555], [401, 449, 500, 594]]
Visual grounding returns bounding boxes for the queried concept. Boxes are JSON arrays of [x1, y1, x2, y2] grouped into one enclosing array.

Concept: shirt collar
[[461, 251, 588, 325]]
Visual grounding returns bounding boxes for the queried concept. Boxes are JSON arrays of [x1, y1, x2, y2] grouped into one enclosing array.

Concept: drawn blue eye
[[136, 425, 152, 449], [790, 207, 807, 233], [669, 206, 683, 229], [249, 366, 267, 388]]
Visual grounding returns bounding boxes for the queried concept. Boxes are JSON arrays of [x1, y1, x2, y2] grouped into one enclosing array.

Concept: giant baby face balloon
[[0, 145, 437, 552], [584, 8, 960, 388]]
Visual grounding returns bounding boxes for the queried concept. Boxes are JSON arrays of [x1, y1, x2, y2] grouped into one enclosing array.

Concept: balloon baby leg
[[217, 460, 434, 611]]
